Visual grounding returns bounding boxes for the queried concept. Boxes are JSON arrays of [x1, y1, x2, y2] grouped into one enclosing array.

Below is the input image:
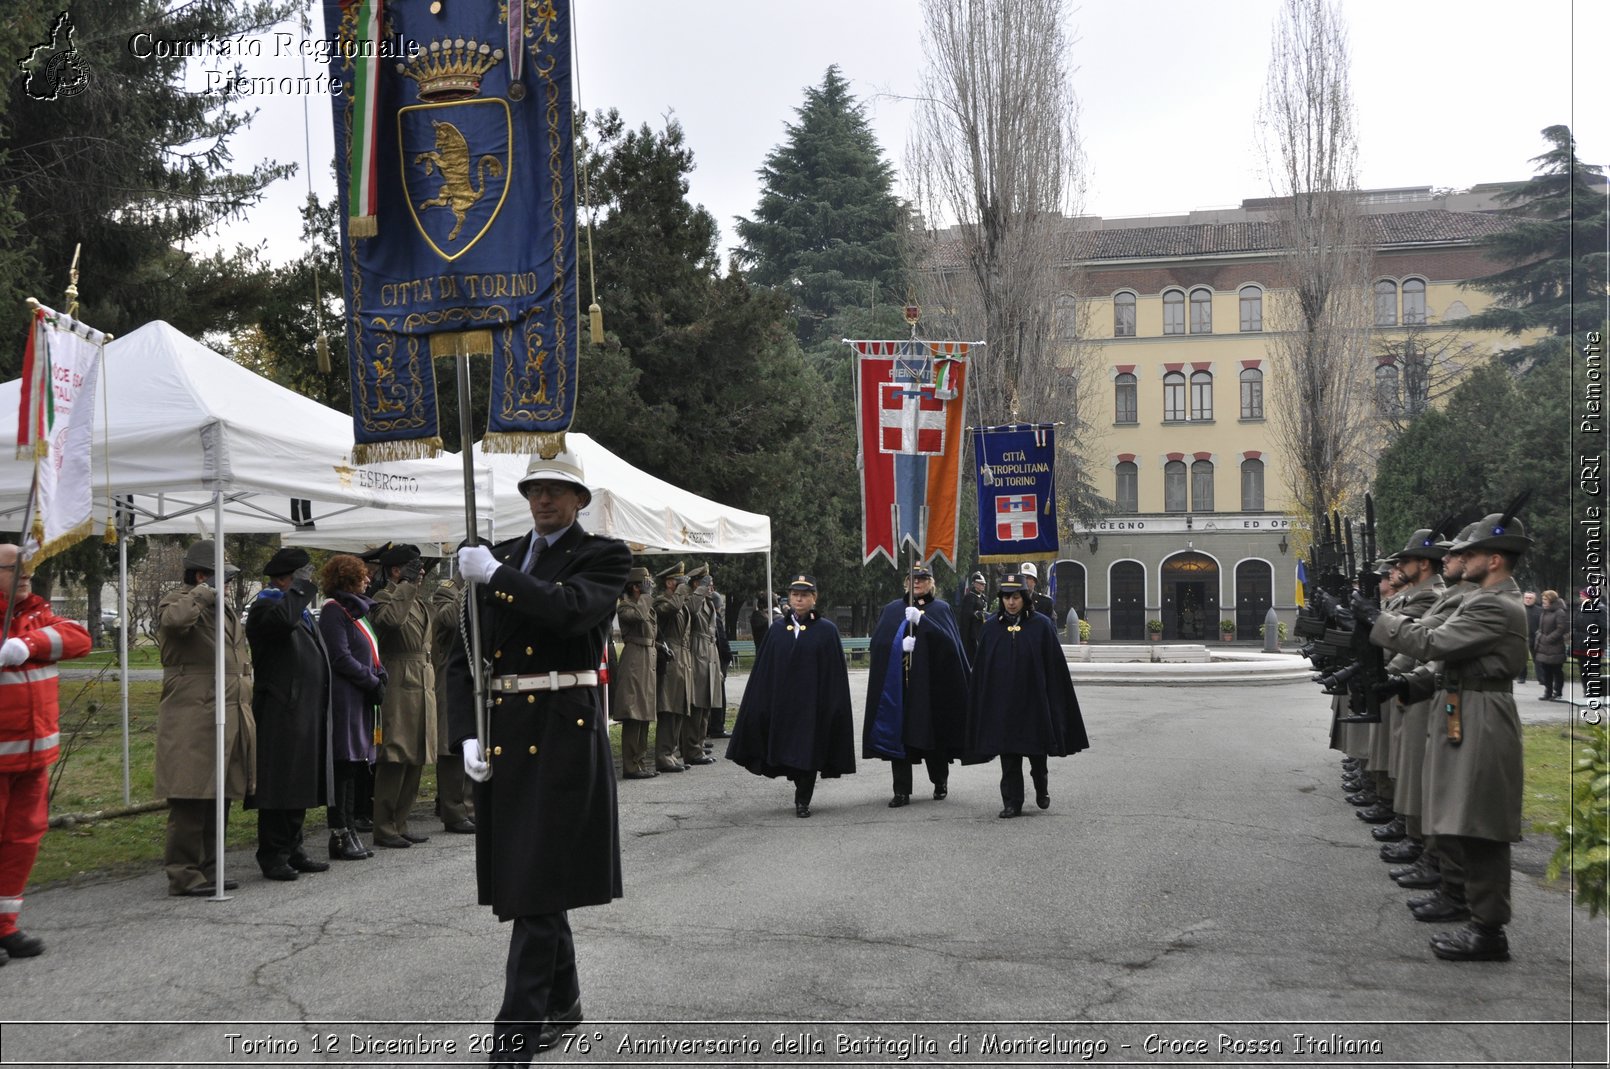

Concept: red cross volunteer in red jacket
[[0, 542, 91, 965]]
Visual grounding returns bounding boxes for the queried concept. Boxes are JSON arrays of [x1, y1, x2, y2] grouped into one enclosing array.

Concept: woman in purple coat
[[317, 554, 387, 860]]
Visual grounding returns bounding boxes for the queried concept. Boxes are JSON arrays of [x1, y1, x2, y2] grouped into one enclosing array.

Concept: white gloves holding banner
[[905, 605, 922, 625], [462, 738, 492, 782], [457, 545, 499, 585], [0, 638, 29, 667], [901, 635, 917, 654]]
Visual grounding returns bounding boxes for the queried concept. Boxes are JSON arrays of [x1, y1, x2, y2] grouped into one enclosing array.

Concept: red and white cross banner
[[995, 494, 1039, 542], [878, 381, 945, 455]]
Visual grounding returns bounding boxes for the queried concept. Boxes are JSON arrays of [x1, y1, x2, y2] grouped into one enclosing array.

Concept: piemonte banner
[[15, 304, 105, 563], [324, 0, 577, 462], [973, 423, 1058, 565], [851, 340, 970, 567]]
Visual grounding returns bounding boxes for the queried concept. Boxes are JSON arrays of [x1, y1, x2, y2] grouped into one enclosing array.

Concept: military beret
[[358, 542, 392, 563], [263, 546, 311, 577]]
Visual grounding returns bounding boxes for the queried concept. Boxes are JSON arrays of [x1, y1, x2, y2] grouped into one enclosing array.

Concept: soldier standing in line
[[430, 573, 475, 834], [652, 562, 692, 774], [369, 544, 437, 849], [684, 564, 723, 760], [1361, 511, 1532, 962], [959, 571, 988, 653], [613, 567, 659, 780], [1356, 561, 1403, 829], [864, 564, 970, 808], [1020, 562, 1056, 622]]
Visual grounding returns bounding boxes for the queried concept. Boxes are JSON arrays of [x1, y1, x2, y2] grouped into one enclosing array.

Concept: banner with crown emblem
[[973, 424, 1059, 564], [324, 0, 577, 462]]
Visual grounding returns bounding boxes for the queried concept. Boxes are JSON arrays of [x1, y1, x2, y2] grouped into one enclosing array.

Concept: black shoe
[[352, 817, 373, 832], [655, 762, 685, 773], [1394, 867, 1442, 889], [179, 880, 240, 897], [1036, 791, 1050, 810], [1379, 839, 1422, 862], [330, 831, 368, 861], [1345, 790, 1378, 806], [933, 784, 948, 800], [533, 998, 584, 1052], [0, 946, 7, 966], [1430, 922, 1510, 962], [795, 803, 811, 818], [622, 770, 658, 780], [1357, 803, 1395, 823], [1340, 776, 1365, 791], [685, 755, 716, 766], [1412, 895, 1471, 923], [1371, 816, 1407, 841], [372, 832, 412, 848], [0, 931, 44, 958], [998, 805, 1022, 818], [444, 818, 477, 833], [289, 855, 330, 874], [888, 794, 910, 808], [1406, 890, 1443, 910], [262, 863, 299, 882], [400, 831, 431, 844]]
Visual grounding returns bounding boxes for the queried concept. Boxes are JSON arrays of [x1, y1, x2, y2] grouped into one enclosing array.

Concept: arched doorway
[[1235, 559, 1273, 640], [1051, 559, 1087, 631], [1110, 561, 1146, 641], [1161, 552, 1220, 640]]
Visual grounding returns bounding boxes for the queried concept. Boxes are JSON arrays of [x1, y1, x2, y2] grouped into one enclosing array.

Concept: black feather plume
[[1497, 489, 1533, 532]]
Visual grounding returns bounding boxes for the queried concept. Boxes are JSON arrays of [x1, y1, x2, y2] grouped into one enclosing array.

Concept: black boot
[[1380, 838, 1423, 863], [1371, 815, 1407, 841], [1430, 921, 1510, 962]]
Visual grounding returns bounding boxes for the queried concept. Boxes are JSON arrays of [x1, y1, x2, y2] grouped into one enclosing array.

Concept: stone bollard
[[1263, 605, 1281, 653], [1065, 606, 1080, 643]]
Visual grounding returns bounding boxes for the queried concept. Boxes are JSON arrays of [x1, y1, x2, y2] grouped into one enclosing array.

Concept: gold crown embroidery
[[396, 37, 505, 101]]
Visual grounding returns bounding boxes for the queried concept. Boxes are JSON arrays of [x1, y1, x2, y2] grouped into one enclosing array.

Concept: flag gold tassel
[[315, 332, 331, 374], [589, 302, 603, 345]]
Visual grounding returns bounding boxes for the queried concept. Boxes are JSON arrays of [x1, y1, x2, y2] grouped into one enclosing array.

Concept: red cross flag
[[879, 382, 946, 455], [995, 494, 1039, 542]]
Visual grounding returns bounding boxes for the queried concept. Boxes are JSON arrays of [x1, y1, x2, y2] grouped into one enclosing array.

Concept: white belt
[[490, 671, 599, 693]]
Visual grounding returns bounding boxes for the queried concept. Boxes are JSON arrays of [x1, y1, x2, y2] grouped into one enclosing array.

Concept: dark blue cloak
[[726, 610, 856, 779], [862, 594, 970, 762], [966, 610, 1089, 761]]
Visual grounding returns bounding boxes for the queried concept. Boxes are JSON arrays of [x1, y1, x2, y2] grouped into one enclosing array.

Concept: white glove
[[901, 635, 916, 654], [462, 737, 492, 782], [905, 605, 922, 625], [457, 545, 500, 585], [0, 638, 29, 667]]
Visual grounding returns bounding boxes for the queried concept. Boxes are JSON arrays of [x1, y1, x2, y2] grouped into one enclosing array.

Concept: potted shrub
[[1078, 619, 1091, 644], [1146, 618, 1163, 641], [1259, 621, 1289, 645], [1219, 618, 1237, 641]]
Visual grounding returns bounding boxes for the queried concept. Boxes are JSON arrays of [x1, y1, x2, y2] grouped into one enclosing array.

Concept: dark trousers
[[999, 754, 1049, 808], [891, 756, 948, 795], [1538, 662, 1565, 699], [164, 798, 231, 895], [437, 755, 473, 826], [1437, 834, 1512, 927], [373, 761, 423, 839], [493, 912, 579, 1065], [789, 771, 817, 805], [353, 761, 374, 822], [255, 807, 307, 871], [328, 761, 366, 830], [707, 707, 727, 736]]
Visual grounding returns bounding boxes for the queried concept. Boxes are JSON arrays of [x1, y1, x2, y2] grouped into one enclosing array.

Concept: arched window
[[1375, 363, 1401, 413], [1190, 369, 1213, 420], [1163, 290, 1185, 335], [1239, 367, 1264, 419], [1114, 292, 1136, 338], [1115, 461, 1138, 514], [1240, 458, 1265, 511], [1163, 371, 1186, 421], [1402, 278, 1427, 325], [1374, 280, 1399, 326], [1239, 286, 1263, 332], [1191, 459, 1214, 512], [1189, 288, 1213, 334], [1114, 372, 1137, 423], [1164, 461, 1187, 512]]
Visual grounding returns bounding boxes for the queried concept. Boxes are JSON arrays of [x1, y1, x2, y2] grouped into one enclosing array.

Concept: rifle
[[1334, 496, 1388, 724]]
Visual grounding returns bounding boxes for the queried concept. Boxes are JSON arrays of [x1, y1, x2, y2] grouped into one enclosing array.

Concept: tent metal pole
[[211, 492, 228, 901], [455, 356, 488, 752], [765, 549, 773, 634], [119, 526, 130, 805]]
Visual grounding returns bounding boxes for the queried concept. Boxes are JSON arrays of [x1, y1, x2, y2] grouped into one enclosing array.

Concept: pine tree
[[1462, 125, 1608, 362], [735, 67, 907, 349]]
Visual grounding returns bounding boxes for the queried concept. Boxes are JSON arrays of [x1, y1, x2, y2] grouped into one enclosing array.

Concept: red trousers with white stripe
[[0, 766, 50, 937]]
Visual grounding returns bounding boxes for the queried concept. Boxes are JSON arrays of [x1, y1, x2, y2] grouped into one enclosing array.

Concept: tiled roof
[[923, 210, 1511, 268]]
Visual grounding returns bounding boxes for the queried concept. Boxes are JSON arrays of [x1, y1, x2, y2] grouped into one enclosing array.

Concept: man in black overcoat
[[244, 547, 332, 881], [451, 448, 632, 1065], [959, 571, 988, 653], [726, 574, 855, 817], [863, 563, 970, 807], [965, 573, 1088, 817]]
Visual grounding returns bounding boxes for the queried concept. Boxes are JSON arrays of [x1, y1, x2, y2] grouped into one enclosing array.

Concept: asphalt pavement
[[3, 672, 1605, 1067]]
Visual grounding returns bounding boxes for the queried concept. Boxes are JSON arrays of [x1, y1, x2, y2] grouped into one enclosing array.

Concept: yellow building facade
[[1041, 186, 1523, 641]]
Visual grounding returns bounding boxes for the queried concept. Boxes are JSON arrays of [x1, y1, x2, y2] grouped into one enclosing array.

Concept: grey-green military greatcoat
[[1372, 577, 1528, 842], [370, 577, 438, 765], [154, 582, 256, 801], [654, 587, 692, 716], [614, 590, 657, 721]]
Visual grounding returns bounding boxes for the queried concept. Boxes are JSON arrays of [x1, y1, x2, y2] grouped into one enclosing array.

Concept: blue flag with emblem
[[973, 424, 1059, 564], [324, 0, 578, 462]]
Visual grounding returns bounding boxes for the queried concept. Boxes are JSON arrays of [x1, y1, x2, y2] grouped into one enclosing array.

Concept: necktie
[[523, 536, 546, 574]]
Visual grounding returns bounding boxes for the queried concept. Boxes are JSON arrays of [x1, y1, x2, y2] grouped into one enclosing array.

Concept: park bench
[[726, 636, 872, 668]]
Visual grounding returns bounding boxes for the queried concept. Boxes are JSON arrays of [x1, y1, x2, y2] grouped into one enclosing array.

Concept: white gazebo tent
[[0, 321, 475, 900]]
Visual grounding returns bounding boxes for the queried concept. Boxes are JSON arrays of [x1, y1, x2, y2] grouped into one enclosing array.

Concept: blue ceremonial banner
[[973, 424, 1058, 564], [325, 0, 577, 461]]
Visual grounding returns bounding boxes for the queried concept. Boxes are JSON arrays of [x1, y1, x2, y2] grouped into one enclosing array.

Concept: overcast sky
[[213, 0, 1607, 265]]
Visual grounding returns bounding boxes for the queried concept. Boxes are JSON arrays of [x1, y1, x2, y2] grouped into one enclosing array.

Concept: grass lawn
[[1522, 722, 1583, 835]]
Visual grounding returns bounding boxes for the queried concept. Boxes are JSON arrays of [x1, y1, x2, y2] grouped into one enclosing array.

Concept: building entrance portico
[[1161, 552, 1219, 641]]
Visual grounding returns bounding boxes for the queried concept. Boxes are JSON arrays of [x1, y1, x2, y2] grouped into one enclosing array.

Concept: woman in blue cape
[[725, 574, 855, 817], [966, 573, 1089, 818], [862, 564, 970, 808]]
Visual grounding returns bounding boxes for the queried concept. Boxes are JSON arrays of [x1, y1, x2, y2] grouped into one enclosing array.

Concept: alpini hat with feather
[[1448, 493, 1534, 555]]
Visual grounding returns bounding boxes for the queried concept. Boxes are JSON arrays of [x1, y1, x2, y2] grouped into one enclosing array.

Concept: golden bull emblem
[[414, 121, 503, 241]]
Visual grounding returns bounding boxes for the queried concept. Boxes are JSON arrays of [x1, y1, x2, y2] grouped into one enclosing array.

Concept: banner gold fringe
[[349, 215, 378, 239], [482, 431, 566, 458], [428, 330, 495, 359], [30, 516, 95, 567], [352, 436, 443, 465], [977, 552, 1059, 565], [103, 520, 117, 544]]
